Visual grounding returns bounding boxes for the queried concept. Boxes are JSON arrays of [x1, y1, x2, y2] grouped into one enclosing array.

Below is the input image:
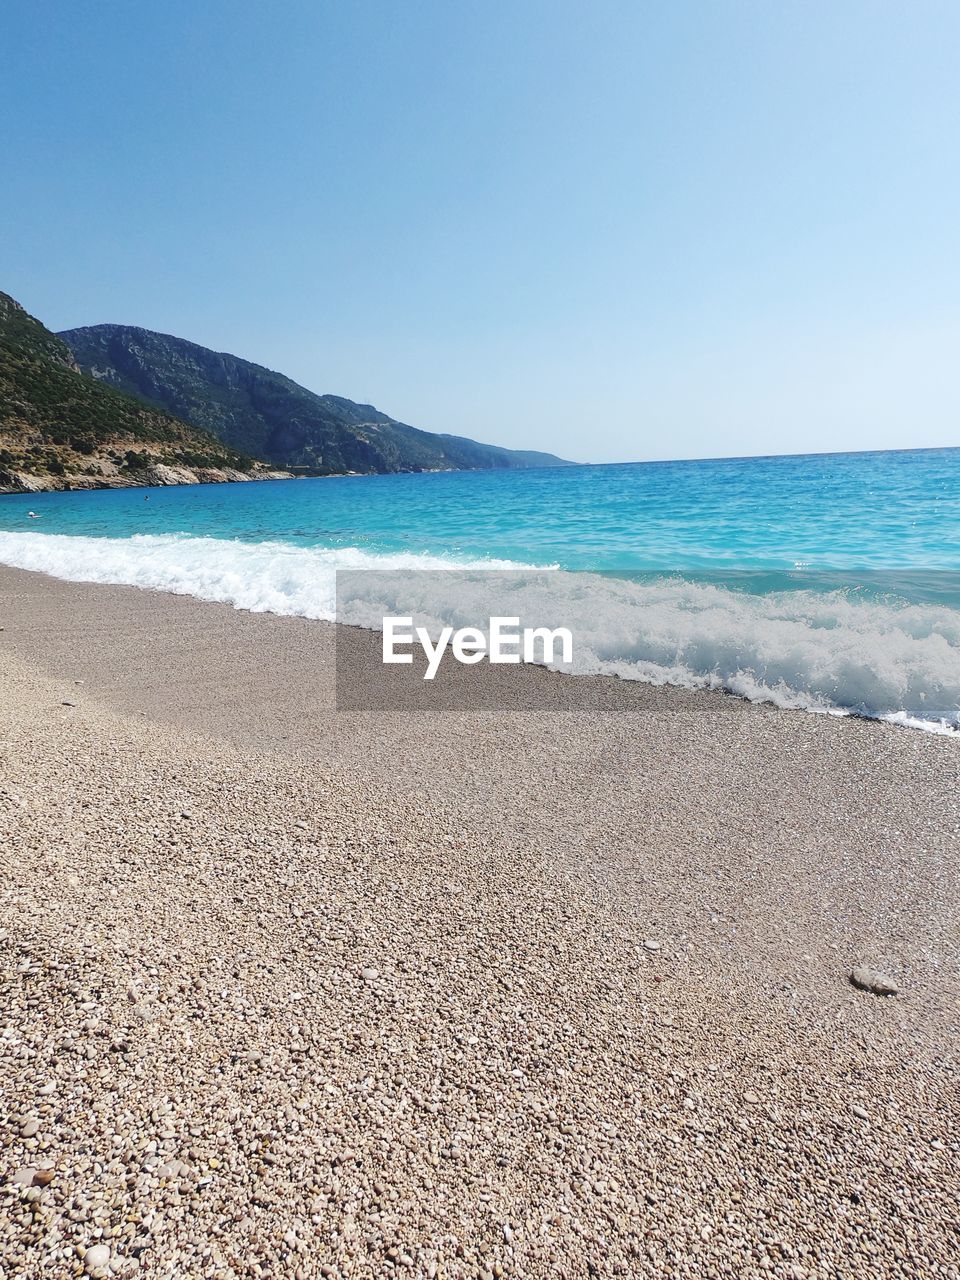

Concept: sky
[[3, 0, 959, 464]]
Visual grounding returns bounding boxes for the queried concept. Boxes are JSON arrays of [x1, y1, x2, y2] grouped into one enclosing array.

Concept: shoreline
[[2, 563, 959, 1277], [0, 547, 957, 734], [0, 462, 561, 497], [0, 468, 297, 497]]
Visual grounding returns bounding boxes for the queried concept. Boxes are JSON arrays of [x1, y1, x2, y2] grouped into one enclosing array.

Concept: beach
[[2, 563, 959, 1279]]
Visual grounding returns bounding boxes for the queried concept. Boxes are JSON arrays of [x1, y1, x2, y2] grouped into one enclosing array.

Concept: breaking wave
[[0, 531, 535, 620], [1, 531, 958, 733]]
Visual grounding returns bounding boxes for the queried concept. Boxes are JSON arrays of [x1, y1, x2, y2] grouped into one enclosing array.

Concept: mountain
[[59, 324, 571, 475], [0, 293, 283, 493]]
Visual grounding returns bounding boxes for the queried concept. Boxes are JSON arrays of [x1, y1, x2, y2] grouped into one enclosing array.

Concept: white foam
[[336, 567, 960, 731], [1, 532, 958, 733], [559, 573, 960, 731], [0, 531, 536, 621]]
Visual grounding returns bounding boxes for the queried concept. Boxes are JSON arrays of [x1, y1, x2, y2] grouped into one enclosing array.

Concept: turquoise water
[[1, 448, 959, 729], [1, 448, 958, 575]]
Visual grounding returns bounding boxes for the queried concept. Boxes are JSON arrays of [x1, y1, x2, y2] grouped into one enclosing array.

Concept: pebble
[[850, 966, 899, 996], [360, 967, 379, 982], [19, 1118, 40, 1138], [11, 1167, 37, 1186], [643, 940, 661, 953], [83, 1244, 111, 1274], [852, 1105, 870, 1120]]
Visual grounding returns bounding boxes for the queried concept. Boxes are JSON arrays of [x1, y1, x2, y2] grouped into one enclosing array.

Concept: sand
[[1, 563, 958, 1280]]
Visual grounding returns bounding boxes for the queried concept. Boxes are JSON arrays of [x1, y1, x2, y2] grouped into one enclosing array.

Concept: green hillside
[[0, 293, 258, 490]]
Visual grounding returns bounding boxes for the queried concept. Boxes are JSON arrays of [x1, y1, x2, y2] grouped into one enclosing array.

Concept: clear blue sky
[[3, 1, 958, 462]]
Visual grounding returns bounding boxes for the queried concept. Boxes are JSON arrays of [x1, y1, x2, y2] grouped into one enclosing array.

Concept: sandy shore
[[1, 563, 958, 1279]]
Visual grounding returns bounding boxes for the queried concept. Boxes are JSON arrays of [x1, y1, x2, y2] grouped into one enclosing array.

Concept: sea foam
[[1, 531, 958, 733], [0, 531, 533, 620]]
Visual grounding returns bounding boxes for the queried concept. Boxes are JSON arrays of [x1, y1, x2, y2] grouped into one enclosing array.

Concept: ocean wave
[[336, 567, 960, 732], [1, 532, 958, 733], [576, 593, 960, 734], [0, 531, 538, 620]]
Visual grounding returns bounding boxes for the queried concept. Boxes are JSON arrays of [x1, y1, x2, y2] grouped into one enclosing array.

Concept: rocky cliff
[[60, 324, 571, 475]]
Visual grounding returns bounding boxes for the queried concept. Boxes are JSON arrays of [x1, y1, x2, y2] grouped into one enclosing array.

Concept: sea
[[1, 447, 958, 732]]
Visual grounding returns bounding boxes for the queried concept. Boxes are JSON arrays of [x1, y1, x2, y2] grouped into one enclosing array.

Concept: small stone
[[32, 1169, 55, 1186], [20, 1118, 40, 1138], [643, 940, 661, 953], [850, 966, 899, 996], [10, 1167, 37, 1186], [83, 1244, 111, 1274], [360, 967, 379, 982], [851, 1104, 870, 1120], [743, 1091, 760, 1105]]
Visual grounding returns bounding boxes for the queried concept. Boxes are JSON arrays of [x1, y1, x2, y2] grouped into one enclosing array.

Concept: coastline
[[2, 564, 959, 1277], [0, 463, 561, 497], [0, 466, 297, 496]]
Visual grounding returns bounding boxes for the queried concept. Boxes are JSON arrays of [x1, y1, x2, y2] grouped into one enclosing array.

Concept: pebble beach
[[2, 564, 959, 1280]]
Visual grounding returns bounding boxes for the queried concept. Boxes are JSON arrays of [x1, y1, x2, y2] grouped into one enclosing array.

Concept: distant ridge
[[60, 324, 571, 476]]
